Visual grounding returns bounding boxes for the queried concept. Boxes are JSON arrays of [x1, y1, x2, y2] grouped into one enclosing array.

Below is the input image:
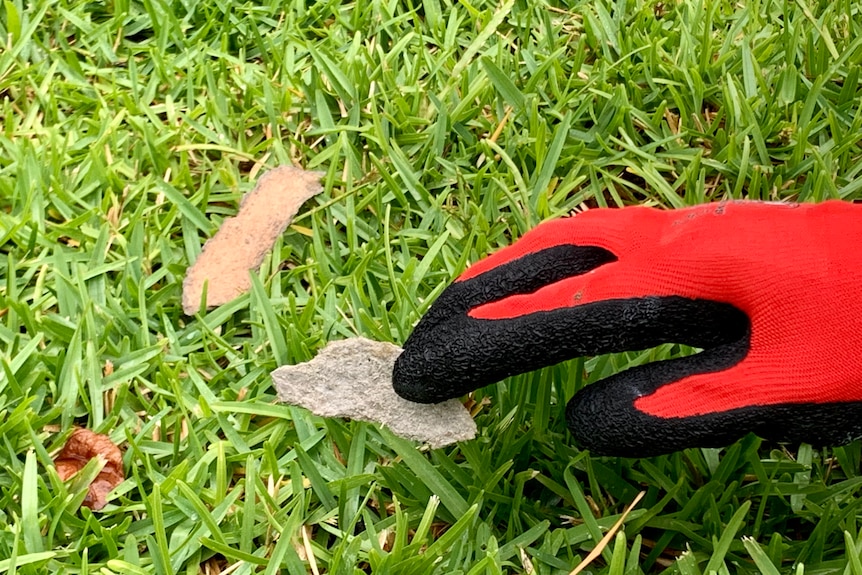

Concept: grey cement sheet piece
[[271, 338, 477, 448]]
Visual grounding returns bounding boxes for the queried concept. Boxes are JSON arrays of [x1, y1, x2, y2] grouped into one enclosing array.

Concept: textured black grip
[[567, 332, 862, 456], [392, 239, 862, 457], [392, 245, 749, 404]]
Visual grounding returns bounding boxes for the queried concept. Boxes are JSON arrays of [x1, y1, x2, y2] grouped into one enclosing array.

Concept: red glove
[[392, 201, 862, 457]]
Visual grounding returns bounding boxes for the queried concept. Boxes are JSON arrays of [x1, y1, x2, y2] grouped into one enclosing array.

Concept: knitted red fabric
[[457, 201, 862, 419]]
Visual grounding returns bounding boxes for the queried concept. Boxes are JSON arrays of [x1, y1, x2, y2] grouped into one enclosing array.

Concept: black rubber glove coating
[[393, 245, 862, 457]]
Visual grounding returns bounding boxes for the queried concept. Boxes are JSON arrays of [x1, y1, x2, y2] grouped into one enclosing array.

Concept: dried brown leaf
[[182, 165, 324, 314], [53, 428, 124, 511]]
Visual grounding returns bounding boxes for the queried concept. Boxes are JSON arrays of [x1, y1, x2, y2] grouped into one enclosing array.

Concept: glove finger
[[392, 244, 615, 403], [566, 338, 750, 457], [456, 207, 663, 283], [393, 277, 747, 404], [567, 337, 862, 457], [411, 244, 616, 332], [411, 207, 669, 332]]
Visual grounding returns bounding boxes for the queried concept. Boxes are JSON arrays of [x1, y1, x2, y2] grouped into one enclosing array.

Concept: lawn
[[2, 0, 862, 573]]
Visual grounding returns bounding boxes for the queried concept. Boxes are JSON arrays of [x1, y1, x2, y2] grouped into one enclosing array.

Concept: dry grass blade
[[569, 491, 646, 575], [302, 524, 320, 575]]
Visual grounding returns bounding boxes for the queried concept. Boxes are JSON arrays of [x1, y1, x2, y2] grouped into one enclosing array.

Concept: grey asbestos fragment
[[271, 338, 477, 448]]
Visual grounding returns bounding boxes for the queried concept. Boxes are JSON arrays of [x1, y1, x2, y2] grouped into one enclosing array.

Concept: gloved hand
[[392, 201, 862, 457]]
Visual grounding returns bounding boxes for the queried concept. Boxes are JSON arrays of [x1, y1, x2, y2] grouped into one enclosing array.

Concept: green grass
[[2, 0, 862, 572]]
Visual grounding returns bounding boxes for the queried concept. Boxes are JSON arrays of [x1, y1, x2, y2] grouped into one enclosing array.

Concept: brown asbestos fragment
[[182, 166, 324, 314]]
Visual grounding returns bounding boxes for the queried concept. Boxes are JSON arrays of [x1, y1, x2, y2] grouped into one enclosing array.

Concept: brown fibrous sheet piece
[[53, 428, 124, 511], [182, 166, 324, 314]]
